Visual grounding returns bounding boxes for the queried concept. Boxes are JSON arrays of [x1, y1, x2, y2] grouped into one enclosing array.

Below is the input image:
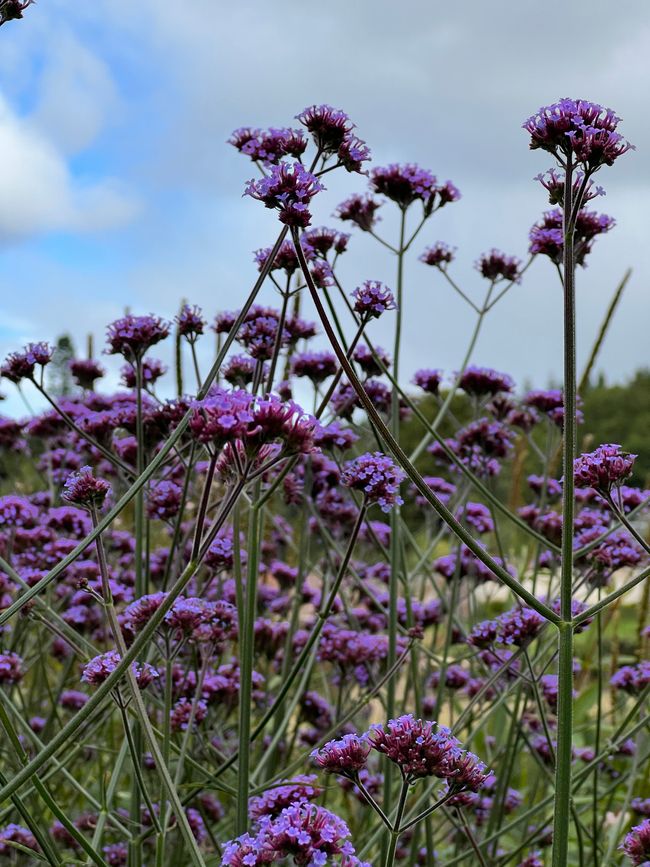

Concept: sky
[[0, 0, 649, 415]]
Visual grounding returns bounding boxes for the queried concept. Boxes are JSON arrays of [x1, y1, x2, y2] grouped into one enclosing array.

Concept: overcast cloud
[[0, 0, 649, 415]]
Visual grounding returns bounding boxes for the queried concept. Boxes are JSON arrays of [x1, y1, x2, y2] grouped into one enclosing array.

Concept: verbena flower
[[412, 368, 443, 395], [370, 163, 438, 209], [62, 467, 111, 510], [106, 314, 170, 358], [535, 168, 604, 206], [69, 358, 105, 390], [458, 366, 514, 397], [244, 161, 324, 228], [296, 104, 354, 153], [621, 818, 650, 865], [175, 304, 206, 339], [302, 226, 350, 259], [229, 126, 308, 165], [81, 650, 159, 690], [0, 652, 23, 684], [420, 242, 456, 268], [529, 208, 615, 266], [341, 452, 405, 512], [335, 194, 382, 231], [350, 280, 396, 319], [523, 99, 634, 169], [311, 734, 371, 776], [573, 444, 636, 494], [475, 249, 522, 283], [1, 342, 52, 383], [249, 776, 321, 821], [291, 351, 338, 384]]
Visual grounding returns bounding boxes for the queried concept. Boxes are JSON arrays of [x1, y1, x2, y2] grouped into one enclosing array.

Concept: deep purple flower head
[[498, 606, 545, 646], [335, 193, 382, 231], [81, 650, 158, 690], [370, 163, 438, 209], [62, 466, 111, 510], [573, 444, 636, 494], [147, 480, 183, 521], [254, 239, 303, 275], [0, 824, 38, 857], [523, 98, 634, 169], [621, 818, 650, 865], [367, 714, 463, 781], [292, 351, 338, 384], [121, 357, 167, 389], [459, 366, 514, 397], [337, 134, 371, 173], [350, 280, 396, 319], [611, 661, 650, 696], [412, 368, 443, 395], [1, 342, 51, 383], [106, 314, 170, 359], [0, 652, 23, 684], [0, 495, 38, 527], [529, 207, 615, 267], [229, 126, 308, 165], [313, 421, 359, 452], [69, 358, 105, 390], [244, 161, 324, 228], [311, 734, 370, 776], [535, 168, 605, 207], [249, 776, 321, 821], [296, 104, 354, 153], [475, 249, 522, 283], [302, 226, 350, 259], [342, 452, 405, 512], [175, 304, 206, 339], [420, 242, 456, 268]]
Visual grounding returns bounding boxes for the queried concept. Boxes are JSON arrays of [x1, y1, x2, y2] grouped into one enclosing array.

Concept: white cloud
[[0, 93, 139, 242]]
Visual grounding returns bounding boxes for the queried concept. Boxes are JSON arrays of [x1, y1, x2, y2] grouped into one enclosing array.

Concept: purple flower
[[291, 351, 338, 384], [254, 239, 303, 275], [621, 818, 650, 865], [296, 104, 354, 153], [120, 357, 167, 389], [170, 697, 208, 732], [458, 366, 514, 397], [106, 314, 170, 359], [0, 652, 23, 684], [302, 226, 350, 259], [175, 304, 206, 339], [249, 776, 321, 820], [475, 249, 522, 283], [498, 606, 545, 646], [456, 502, 494, 534], [313, 421, 359, 452], [69, 358, 105, 390], [0, 824, 38, 857], [62, 467, 111, 510], [368, 714, 468, 782], [342, 452, 405, 512], [335, 194, 382, 231], [229, 126, 308, 165], [311, 734, 370, 776], [1, 342, 52, 383], [337, 134, 371, 173], [523, 99, 634, 168], [611, 661, 650, 696], [412, 368, 443, 395], [350, 280, 396, 319], [244, 161, 324, 228], [535, 168, 604, 207], [0, 495, 38, 527], [529, 208, 615, 266], [123, 592, 168, 633], [352, 344, 390, 377], [573, 444, 636, 494], [420, 242, 456, 268], [370, 163, 438, 209], [81, 650, 158, 690], [146, 480, 183, 520]]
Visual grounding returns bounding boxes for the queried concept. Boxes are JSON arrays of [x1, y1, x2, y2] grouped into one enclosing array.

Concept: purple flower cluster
[[371, 163, 460, 212], [228, 125, 308, 166], [341, 452, 405, 512], [81, 650, 159, 690], [523, 98, 634, 168], [573, 444, 636, 494], [244, 162, 325, 228], [621, 819, 650, 866], [468, 605, 545, 648], [350, 280, 396, 319], [420, 242, 456, 268], [105, 314, 170, 358], [529, 207, 615, 266], [62, 467, 111, 510], [475, 249, 522, 283], [458, 366, 514, 397], [335, 194, 382, 231]]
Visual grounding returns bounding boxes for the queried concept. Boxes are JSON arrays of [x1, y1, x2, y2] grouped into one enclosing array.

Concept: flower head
[[106, 315, 170, 359], [342, 452, 405, 512], [573, 444, 636, 494], [350, 280, 396, 319], [335, 194, 382, 231], [523, 99, 634, 169], [62, 467, 111, 510], [296, 104, 354, 153], [175, 304, 206, 339], [244, 161, 324, 228], [621, 818, 650, 865], [370, 163, 438, 209], [367, 715, 463, 781], [475, 249, 522, 283], [311, 734, 370, 776], [82, 651, 158, 690], [420, 242, 456, 268], [69, 358, 105, 390]]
